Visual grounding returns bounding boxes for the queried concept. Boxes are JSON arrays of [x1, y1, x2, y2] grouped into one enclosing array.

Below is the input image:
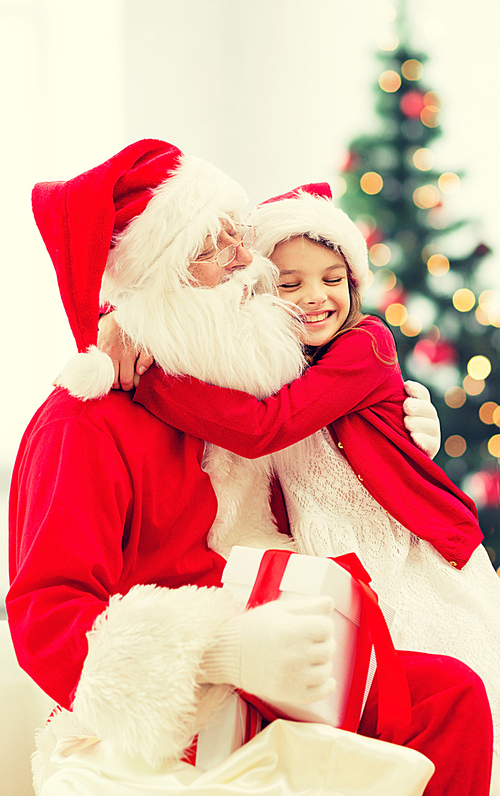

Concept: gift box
[[222, 546, 403, 732], [195, 692, 250, 771], [196, 546, 409, 771]]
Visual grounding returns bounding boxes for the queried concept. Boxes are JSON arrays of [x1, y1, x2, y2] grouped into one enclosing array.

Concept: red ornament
[[467, 470, 500, 509], [341, 150, 361, 173], [413, 338, 459, 366], [400, 91, 426, 118], [365, 229, 384, 248]]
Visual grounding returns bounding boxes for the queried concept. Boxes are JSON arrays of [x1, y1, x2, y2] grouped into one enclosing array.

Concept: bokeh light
[[438, 172, 461, 194], [385, 303, 407, 326], [413, 184, 440, 209], [479, 402, 499, 424], [467, 355, 492, 380], [424, 91, 441, 108], [369, 243, 391, 266], [463, 375, 485, 396], [401, 59, 423, 80], [400, 315, 422, 336], [475, 306, 492, 326], [421, 106, 440, 127], [413, 148, 435, 170], [378, 32, 399, 51], [488, 435, 500, 458], [360, 172, 383, 194], [379, 70, 401, 93], [494, 407, 500, 427], [427, 254, 450, 276], [380, 1, 397, 22], [478, 290, 500, 326], [452, 288, 475, 312], [444, 386, 466, 408], [427, 207, 450, 229], [332, 175, 347, 198], [445, 435, 467, 457]]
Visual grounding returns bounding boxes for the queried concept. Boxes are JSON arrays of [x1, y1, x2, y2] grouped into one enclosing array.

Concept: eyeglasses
[[192, 225, 256, 269]]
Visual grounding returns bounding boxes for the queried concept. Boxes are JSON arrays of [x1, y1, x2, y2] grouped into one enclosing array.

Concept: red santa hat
[[32, 139, 248, 352], [248, 182, 369, 295]]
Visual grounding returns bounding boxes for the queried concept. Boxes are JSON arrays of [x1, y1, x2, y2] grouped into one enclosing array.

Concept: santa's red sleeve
[[8, 404, 240, 775]]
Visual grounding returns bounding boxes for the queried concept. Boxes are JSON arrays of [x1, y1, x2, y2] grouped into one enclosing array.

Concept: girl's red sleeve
[[134, 318, 402, 458]]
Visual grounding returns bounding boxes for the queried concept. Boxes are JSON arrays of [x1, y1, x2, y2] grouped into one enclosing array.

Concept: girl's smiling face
[[273, 236, 351, 348]]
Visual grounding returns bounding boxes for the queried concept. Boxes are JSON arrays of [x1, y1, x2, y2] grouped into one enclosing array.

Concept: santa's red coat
[[8, 387, 225, 710]]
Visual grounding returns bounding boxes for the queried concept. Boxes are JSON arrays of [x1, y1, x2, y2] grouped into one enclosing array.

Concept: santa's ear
[[54, 346, 115, 401]]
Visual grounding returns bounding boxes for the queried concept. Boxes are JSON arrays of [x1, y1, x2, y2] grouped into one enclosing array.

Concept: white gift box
[[221, 545, 395, 728], [196, 546, 397, 771], [195, 692, 251, 772]]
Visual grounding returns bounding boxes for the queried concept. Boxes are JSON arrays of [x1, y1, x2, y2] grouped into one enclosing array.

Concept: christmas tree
[[336, 4, 500, 563]]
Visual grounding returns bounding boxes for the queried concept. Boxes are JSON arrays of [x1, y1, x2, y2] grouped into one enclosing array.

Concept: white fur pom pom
[[54, 345, 115, 401]]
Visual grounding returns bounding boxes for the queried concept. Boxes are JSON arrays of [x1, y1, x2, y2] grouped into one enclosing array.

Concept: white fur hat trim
[[248, 191, 369, 296]]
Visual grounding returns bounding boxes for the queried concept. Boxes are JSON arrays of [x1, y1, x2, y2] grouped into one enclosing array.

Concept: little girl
[[127, 183, 500, 791]]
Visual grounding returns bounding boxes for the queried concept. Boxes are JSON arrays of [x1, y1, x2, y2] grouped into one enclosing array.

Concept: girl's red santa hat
[[248, 182, 369, 296]]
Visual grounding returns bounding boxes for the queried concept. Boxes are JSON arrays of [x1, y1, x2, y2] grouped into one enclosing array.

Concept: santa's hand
[[199, 597, 336, 705], [97, 312, 153, 390], [403, 380, 441, 459]]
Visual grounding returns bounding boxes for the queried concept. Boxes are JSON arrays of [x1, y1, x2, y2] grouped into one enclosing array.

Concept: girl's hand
[[97, 312, 153, 390], [403, 380, 441, 459]]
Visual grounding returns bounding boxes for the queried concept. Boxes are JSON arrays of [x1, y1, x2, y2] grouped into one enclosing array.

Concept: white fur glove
[[199, 596, 336, 705], [403, 380, 441, 459]]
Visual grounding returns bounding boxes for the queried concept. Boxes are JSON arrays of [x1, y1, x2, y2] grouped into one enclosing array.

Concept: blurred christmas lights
[[369, 243, 391, 266], [413, 147, 435, 170], [379, 70, 401, 92], [463, 375, 485, 396], [427, 254, 450, 276], [360, 172, 384, 194], [421, 105, 440, 128], [445, 386, 467, 409], [468, 355, 492, 381], [400, 315, 423, 336], [401, 59, 423, 81], [385, 302, 407, 325], [452, 288, 475, 312], [488, 435, 500, 458], [413, 184, 440, 209], [332, 175, 347, 198], [378, 32, 399, 51], [479, 402, 500, 425], [445, 435, 467, 457], [438, 173, 461, 194]]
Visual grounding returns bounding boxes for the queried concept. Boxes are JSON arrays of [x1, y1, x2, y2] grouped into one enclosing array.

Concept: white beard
[[115, 255, 306, 556], [56, 254, 306, 556], [113, 254, 305, 399]]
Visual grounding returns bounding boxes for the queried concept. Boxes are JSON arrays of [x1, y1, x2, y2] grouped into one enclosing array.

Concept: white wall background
[[1, 0, 499, 600]]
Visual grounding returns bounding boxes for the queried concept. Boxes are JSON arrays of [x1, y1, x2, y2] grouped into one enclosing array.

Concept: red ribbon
[[333, 552, 412, 734], [240, 549, 412, 735]]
